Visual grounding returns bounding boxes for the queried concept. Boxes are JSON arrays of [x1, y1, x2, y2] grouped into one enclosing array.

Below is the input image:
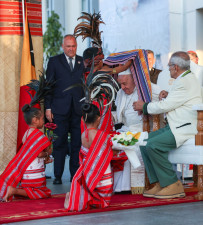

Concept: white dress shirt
[[64, 53, 76, 69]]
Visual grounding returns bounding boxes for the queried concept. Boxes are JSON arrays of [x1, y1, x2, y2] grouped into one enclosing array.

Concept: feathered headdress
[[64, 58, 119, 111], [26, 71, 55, 107], [74, 12, 104, 48]]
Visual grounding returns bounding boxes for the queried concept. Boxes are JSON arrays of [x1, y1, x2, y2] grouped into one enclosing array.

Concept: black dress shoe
[[53, 178, 62, 184], [45, 175, 51, 179]]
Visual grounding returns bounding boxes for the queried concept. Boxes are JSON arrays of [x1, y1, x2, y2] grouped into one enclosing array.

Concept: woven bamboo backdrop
[[0, 0, 43, 173]]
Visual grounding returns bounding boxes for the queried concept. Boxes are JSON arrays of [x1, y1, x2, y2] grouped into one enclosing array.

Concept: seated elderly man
[[133, 51, 202, 199], [157, 51, 203, 179], [113, 68, 161, 193], [157, 51, 203, 95]]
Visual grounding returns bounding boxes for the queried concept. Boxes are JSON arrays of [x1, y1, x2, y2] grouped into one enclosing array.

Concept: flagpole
[[22, 0, 25, 34]]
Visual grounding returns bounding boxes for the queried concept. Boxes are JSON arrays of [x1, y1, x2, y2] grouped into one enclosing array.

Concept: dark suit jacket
[[149, 67, 162, 84], [45, 53, 84, 116]]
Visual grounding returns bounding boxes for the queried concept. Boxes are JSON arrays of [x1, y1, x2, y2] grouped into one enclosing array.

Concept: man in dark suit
[[45, 34, 84, 184], [147, 50, 162, 84]]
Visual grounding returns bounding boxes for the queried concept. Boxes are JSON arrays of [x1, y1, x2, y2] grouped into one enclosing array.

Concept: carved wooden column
[[143, 115, 150, 132], [193, 165, 198, 187], [194, 107, 203, 200], [152, 115, 160, 131]]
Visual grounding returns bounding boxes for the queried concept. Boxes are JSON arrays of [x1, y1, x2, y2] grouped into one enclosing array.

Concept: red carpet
[[0, 192, 200, 224]]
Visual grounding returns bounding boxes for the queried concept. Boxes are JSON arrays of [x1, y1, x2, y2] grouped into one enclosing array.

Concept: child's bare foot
[[3, 186, 15, 202], [64, 192, 70, 209]]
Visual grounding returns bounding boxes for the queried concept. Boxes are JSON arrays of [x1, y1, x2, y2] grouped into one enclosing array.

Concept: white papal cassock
[[113, 84, 160, 193]]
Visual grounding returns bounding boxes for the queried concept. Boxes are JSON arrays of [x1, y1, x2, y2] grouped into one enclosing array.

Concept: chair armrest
[[193, 104, 203, 146]]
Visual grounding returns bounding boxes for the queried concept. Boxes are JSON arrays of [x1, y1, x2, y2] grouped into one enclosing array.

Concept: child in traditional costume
[[64, 47, 119, 210], [74, 12, 130, 135], [0, 75, 55, 202], [64, 103, 113, 211]]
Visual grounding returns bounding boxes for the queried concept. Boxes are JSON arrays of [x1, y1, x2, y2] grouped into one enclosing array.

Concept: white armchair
[[145, 104, 203, 200], [168, 104, 203, 200]]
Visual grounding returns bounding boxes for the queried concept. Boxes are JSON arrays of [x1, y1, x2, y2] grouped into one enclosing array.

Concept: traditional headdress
[[72, 12, 119, 111], [25, 72, 55, 108], [74, 12, 105, 67], [74, 12, 104, 48], [64, 58, 119, 111]]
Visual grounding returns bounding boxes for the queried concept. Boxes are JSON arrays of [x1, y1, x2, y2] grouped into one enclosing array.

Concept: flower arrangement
[[44, 122, 58, 154], [44, 123, 57, 140], [113, 131, 141, 146], [43, 123, 57, 163]]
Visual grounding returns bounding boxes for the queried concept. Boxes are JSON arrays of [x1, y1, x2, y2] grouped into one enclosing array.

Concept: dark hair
[[22, 104, 42, 125], [83, 47, 102, 60], [82, 103, 100, 124], [146, 49, 154, 56]]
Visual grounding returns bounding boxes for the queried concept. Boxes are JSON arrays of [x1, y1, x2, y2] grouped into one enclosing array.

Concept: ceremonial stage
[[1, 159, 203, 225]]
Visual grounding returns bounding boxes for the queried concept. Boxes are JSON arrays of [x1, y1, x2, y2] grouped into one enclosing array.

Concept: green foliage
[[43, 11, 64, 66], [117, 137, 138, 146]]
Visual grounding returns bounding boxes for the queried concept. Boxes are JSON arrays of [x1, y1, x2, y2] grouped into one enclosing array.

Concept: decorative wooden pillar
[[143, 115, 150, 132], [193, 165, 198, 187], [152, 115, 160, 131], [194, 107, 203, 200]]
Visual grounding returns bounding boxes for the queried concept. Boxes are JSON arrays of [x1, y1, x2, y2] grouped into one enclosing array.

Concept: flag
[[16, 3, 37, 152]]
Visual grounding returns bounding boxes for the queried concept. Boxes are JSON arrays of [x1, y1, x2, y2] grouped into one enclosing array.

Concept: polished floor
[[4, 157, 203, 225]]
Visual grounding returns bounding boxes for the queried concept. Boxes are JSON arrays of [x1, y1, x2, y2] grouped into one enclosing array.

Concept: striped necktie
[[69, 57, 73, 71]]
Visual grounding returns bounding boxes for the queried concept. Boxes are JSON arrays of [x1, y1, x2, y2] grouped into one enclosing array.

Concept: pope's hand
[[133, 101, 144, 111]]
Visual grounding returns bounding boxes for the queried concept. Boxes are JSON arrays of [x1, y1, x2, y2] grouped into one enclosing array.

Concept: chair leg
[[194, 165, 203, 200], [193, 165, 198, 187]]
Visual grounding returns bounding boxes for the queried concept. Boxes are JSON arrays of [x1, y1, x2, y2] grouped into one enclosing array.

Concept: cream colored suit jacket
[[147, 72, 202, 147]]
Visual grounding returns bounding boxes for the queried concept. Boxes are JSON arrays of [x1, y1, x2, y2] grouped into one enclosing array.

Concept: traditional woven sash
[[0, 129, 50, 200], [67, 130, 113, 211], [104, 49, 152, 102], [83, 130, 113, 191]]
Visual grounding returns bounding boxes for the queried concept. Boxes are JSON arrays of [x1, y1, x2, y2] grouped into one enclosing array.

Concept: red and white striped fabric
[[20, 176, 51, 199], [0, 129, 51, 200], [67, 130, 113, 211], [19, 157, 51, 199]]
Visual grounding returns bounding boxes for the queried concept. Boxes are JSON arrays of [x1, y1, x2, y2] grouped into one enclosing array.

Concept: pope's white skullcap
[[118, 68, 131, 76]]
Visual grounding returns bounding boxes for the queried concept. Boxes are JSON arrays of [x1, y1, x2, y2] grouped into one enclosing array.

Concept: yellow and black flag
[[17, 2, 38, 152]]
